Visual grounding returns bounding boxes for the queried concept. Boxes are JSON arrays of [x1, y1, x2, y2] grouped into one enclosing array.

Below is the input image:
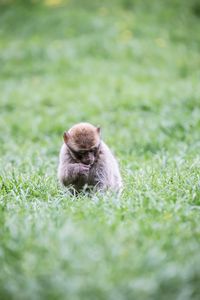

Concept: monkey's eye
[[78, 150, 87, 155], [74, 150, 87, 159], [87, 148, 98, 156]]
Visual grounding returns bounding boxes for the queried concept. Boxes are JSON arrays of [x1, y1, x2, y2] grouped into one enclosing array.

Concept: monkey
[[57, 122, 122, 193]]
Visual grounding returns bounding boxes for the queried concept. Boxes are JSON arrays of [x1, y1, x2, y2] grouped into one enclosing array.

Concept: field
[[0, 0, 200, 299]]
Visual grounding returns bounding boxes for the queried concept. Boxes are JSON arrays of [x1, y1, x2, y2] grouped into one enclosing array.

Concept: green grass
[[0, 0, 200, 299]]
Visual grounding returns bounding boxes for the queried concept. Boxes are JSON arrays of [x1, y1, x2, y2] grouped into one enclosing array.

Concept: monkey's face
[[63, 123, 101, 165], [68, 145, 100, 165]]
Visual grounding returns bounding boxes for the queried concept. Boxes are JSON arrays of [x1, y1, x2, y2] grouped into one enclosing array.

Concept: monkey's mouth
[[82, 160, 94, 166]]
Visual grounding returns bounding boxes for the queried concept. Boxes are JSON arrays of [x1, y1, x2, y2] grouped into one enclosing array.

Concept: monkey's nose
[[85, 158, 94, 165]]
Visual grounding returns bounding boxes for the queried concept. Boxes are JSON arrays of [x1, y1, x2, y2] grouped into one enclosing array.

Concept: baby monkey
[[58, 122, 122, 193]]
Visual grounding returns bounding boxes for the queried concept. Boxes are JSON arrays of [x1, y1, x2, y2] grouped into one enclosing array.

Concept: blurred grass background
[[0, 0, 200, 299]]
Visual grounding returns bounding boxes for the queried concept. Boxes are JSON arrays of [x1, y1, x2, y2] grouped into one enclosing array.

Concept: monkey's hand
[[73, 163, 90, 178]]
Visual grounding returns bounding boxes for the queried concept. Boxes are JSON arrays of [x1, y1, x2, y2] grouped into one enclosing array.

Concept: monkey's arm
[[89, 161, 109, 191], [58, 162, 90, 186], [90, 143, 122, 192]]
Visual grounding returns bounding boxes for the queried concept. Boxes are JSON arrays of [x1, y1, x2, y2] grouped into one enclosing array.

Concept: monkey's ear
[[96, 127, 101, 135], [63, 131, 70, 144]]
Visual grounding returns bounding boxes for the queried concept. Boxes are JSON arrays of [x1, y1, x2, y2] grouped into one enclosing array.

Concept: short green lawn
[[0, 0, 200, 299]]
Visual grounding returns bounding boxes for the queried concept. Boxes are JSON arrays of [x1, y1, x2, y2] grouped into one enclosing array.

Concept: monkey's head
[[63, 122, 101, 165]]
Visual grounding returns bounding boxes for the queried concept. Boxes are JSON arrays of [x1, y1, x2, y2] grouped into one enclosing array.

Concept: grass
[[0, 0, 200, 299]]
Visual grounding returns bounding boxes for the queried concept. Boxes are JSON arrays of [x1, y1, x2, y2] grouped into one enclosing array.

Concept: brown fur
[[67, 123, 100, 150], [58, 122, 122, 193]]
